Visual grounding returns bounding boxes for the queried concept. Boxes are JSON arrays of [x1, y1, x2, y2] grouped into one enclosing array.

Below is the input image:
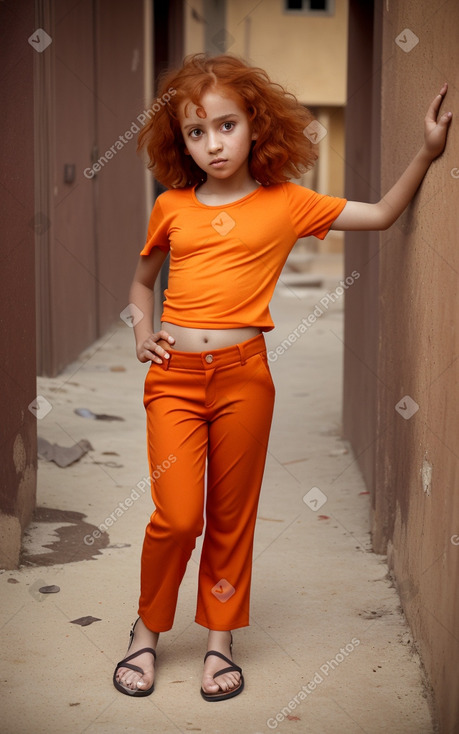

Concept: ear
[[251, 131, 258, 141]]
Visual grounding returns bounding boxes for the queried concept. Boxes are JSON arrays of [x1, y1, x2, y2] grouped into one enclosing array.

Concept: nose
[[207, 130, 222, 153]]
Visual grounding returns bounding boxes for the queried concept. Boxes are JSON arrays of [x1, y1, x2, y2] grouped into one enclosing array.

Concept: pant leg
[[195, 350, 275, 630], [138, 363, 209, 632]]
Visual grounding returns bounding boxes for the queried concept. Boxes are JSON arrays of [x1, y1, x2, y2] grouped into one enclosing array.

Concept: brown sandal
[[113, 618, 156, 697], [200, 638, 244, 701]]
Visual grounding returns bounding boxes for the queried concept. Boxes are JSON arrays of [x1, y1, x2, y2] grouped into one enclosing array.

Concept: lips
[[210, 158, 227, 166]]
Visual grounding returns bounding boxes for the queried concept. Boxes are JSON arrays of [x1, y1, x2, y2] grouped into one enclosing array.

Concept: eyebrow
[[183, 113, 240, 131]]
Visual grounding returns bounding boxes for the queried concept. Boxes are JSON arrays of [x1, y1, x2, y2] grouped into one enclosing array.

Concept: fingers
[[440, 110, 453, 125], [138, 331, 175, 364], [155, 338, 173, 359], [428, 82, 449, 120], [440, 82, 448, 97], [439, 81, 448, 97], [144, 343, 170, 363], [156, 329, 176, 346]]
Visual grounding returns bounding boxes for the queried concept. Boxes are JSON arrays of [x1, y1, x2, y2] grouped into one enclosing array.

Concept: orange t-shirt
[[140, 182, 347, 331]]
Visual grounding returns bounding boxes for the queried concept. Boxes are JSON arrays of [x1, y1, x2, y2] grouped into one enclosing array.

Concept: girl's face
[[179, 88, 256, 184]]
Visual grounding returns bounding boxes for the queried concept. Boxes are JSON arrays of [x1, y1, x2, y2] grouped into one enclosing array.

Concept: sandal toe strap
[[203, 650, 242, 679], [123, 646, 156, 663], [213, 664, 242, 679], [116, 646, 156, 674], [116, 661, 144, 675]]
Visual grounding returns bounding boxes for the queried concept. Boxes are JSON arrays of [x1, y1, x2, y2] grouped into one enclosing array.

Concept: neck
[[198, 165, 258, 199]]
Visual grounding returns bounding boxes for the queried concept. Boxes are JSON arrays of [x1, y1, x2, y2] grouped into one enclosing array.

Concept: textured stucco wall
[[344, 2, 459, 732], [377, 3, 459, 731]]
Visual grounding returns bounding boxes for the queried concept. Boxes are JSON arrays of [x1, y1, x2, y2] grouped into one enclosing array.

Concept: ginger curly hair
[[137, 53, 318, 188]]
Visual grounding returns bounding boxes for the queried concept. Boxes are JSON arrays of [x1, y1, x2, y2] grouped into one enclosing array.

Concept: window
[[284, 0, 334, 15]]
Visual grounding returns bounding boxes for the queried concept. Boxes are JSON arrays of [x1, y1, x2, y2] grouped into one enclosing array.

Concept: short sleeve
[[140, 196, 171, 256], [283, 182, 347, 241]]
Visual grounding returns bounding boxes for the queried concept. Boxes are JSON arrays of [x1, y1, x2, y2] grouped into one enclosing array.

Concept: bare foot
[[201, 630, 242, 696], [115, 618, 159, 693]]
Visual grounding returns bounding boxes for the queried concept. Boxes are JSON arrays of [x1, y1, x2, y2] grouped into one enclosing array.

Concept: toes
[[217, 677, 230, 691], [209, 673, 240, 693], [225, 673, 240, 690], [202, 676, 220, 693], [117, 668, 141, 690], [116, 667, 126, 683]]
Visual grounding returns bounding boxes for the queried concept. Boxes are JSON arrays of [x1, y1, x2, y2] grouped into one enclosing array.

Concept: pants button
[[205, 354, 214, 364]]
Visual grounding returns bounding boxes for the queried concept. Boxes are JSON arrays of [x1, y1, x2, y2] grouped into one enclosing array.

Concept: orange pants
[[138, 334, 275, 632]]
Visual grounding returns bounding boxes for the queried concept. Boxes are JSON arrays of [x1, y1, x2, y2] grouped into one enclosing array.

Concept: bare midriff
[[159, 321, 262, 352]]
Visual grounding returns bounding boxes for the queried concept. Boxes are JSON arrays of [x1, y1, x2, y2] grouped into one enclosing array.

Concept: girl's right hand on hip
[[136, 331, 175, 364]]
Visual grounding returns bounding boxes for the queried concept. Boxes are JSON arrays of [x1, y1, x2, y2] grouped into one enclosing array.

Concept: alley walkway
[[1, 274, 435, 734]]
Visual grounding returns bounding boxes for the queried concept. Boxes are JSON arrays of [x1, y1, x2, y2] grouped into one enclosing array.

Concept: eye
[[189, 128, 202, 138], [222, 121, 235, 132]]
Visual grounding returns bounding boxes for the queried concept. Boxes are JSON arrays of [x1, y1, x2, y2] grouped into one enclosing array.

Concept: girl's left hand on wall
[[423, 83, 452, 160]]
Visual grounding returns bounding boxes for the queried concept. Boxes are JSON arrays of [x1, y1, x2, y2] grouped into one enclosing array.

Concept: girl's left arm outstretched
[[330, 83, 452, 233]]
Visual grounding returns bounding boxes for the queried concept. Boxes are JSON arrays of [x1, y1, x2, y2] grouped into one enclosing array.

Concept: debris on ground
[[37, 437, 94, 468], [74, 408, 125, 421]]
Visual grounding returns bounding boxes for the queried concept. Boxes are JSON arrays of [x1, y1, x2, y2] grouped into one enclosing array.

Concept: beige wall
[[184, 0, 205, 56], [344, 2, 459, 732], [224, 0, 348, 105], [184, 0, 348, 103]]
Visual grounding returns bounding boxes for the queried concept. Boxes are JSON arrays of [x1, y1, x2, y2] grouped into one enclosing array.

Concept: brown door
[[36, 0, 147, 376]]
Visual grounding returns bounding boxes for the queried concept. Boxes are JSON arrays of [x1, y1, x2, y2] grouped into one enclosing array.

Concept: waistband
[[159, 333, 266, 371]]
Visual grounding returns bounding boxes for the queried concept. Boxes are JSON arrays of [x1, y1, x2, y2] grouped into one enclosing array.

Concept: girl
[[113, 53, 451, 701]]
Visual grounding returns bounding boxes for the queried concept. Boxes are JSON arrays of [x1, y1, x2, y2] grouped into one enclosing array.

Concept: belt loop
[[237, 343, 246, 365], [161, 355, 171, 371]]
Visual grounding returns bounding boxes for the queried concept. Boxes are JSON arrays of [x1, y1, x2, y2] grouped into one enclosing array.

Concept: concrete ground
[[1, 261, 435, 734]]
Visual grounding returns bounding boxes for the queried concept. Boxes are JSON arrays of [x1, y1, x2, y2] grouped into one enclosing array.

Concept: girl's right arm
[[128, 248, 175, 363]]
